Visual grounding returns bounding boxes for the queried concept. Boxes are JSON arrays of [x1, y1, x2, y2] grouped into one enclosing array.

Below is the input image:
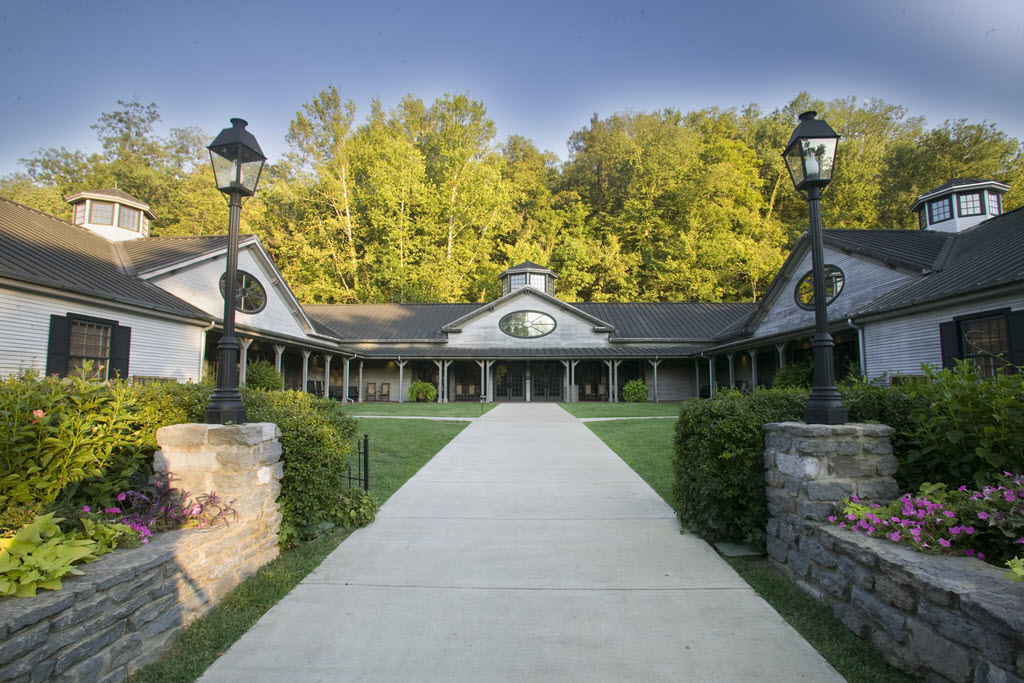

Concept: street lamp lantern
[[783, 111, 848, 425], [205, 118, 266, 425], [208, 118, 266, 195]]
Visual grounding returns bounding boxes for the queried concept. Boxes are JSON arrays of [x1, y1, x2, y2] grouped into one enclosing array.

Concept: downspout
[[847, 318, 867, 380]]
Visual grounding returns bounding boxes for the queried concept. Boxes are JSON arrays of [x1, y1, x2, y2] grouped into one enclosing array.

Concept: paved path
[[201, 403, 843, 682]]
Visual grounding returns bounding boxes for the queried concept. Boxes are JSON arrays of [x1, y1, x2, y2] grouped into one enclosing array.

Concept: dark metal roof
[[499, 260, 557, 278], [306, 303, 484, 341], [857, 205, 1024, 317], [824, 229, 953, 272], [352, 344, 702, 359], [572, 302, 754, 340], [121, 235, 239, 274], [0, 198, 212, 320]]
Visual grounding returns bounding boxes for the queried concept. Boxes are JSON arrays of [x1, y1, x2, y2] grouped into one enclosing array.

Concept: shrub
[[0, 370, 149, 510], [621, 379, 648, 402], [130, 381, 212, 451], [899, 361, 1024, 488], [408, 380, 438, 402], [244, 360, 284, 392], [242, 390, 358, 543], [772, 359, 813, 388], [674, 388, 807, 547]]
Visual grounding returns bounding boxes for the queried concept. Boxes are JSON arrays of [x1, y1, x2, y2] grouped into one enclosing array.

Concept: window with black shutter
[[46, 314, 131, 379], [939, 309, 1021, 376]]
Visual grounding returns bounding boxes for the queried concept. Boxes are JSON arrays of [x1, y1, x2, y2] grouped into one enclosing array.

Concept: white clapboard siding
[[863, 291, 1024, 378], [147, 248, 309, 340], [0, 288, 206, 381], [755, 248, 917, 338], [451, 291, 611, 347]]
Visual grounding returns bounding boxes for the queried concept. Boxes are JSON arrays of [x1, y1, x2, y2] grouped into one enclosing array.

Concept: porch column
[[560, 360, 570, 403], [477, 360, 486, 403], [727, 353, 735, 390], [570, 360, 579, 403], [485, 361, 495, 401], [301, 349, 311, 393], [776, 342, 787, 368], [359, 360, 365, 402], [444, 361, 451, 403], [748, 349, 758, 389], [323, 353, 332, 398], [647, 359, 661, 402], [273, 344, 285, 373], [397, 360, 407, 403], [238, 337, 253, 386], [433, 360, 446, 403], [603, 360, 613, 402], [612, 360, 623, 402], [344, 357, 352, 403], [708, 357, 715, 397], [525, 361, 531, 403]]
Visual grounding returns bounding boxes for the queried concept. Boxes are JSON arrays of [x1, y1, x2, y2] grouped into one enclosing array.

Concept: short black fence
[[349, 433, 370, 492]]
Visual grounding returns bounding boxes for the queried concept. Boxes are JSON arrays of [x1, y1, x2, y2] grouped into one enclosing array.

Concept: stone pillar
[[153, 423, 284, 586], [764, 422, 899, 524]]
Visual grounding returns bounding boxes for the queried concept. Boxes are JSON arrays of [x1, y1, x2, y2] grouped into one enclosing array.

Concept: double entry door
[[493, 361, 563, 402]]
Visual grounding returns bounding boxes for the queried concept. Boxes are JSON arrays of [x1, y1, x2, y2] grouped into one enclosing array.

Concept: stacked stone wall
[[764, 421, 1024, 683], [0, 423, 282, 682]]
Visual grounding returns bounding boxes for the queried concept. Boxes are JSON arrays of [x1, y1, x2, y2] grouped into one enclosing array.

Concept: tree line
[[3, 91, 1021, 304]]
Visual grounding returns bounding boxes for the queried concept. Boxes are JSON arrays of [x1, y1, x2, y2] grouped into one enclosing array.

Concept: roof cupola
[[65, 188, 155, 241], [910, 179, 1009, 234], [498, 261, 557, 297]]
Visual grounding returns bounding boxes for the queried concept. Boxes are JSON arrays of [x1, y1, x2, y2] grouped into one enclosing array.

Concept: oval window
[[794, 265, 844, 311], [219, 270, 268, 313], [499, 311, 557, 338]]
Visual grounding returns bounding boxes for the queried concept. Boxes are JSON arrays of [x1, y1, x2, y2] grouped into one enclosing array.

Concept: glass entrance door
[[531, 362, 563, 401], [494, 362, 525, 401]]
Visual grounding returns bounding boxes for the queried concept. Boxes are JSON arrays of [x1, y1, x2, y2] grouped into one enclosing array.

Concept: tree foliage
[[4, 92, 1021, 305]]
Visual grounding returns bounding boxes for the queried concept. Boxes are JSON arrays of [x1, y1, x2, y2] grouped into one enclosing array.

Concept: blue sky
[[1, 0, 1022, 177]]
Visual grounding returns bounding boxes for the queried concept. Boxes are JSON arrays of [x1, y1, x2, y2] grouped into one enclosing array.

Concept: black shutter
[[46, 315, 71, 377], [939, 321, 959, 370], [1008, 311, 1024, 367], [110, 325, 131, 379]]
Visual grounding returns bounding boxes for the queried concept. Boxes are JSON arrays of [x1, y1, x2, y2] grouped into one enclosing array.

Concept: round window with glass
[[219, 270, 267, 313], [794, 265, 845, 311], [498, 310, 557, 338]]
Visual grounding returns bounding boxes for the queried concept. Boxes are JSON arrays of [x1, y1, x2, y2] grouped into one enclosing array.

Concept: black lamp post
[[783, 111, 848, 425], [205, 118, 266, 425]]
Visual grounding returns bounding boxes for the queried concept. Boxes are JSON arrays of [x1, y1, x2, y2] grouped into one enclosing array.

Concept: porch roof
[[350, 345, 702, 360]]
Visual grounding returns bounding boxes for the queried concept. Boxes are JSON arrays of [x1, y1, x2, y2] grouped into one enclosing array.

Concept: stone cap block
[[763, 421, 895, 437], [208, 423, 281, 447]]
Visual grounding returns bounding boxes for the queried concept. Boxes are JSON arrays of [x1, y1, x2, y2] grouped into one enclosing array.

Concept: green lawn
[[589, 417, 911, 683], [130, 417, 467, 683], [558, 401, 682, 418], [345, 401, 497, 418]]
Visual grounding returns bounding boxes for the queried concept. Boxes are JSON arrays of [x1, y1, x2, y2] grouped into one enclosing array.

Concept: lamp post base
[[803, 386, 848, 424], [205, 389, 247, 425]]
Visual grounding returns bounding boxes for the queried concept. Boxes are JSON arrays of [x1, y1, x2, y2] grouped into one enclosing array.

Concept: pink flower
[[888, 532, 901, 542], [978, 552, 986, 560], [117, 492, 127, 502], [978, 511, 990, 520], [966, 549, 975, 557], [82, 505, 90, 513], [943, 510, 955, 518], [828, 516, 837, 523], [958, 485, 968, 492], [938, 538, 951, 547], [1005, 491, 1017, 502], [851, 495, 860, 503]]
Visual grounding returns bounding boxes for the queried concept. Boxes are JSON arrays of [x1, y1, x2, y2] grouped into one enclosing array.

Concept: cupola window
[[73, 203, 86, 225], [987, 192, 1002, 216], [90, 201, 114, 225], [928, 197, 952, 224], [957, 193, 983, 217], [118, 206, 140, 231]]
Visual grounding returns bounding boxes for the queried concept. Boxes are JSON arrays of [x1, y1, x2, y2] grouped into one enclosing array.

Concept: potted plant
[[408, 380, 438, 403]]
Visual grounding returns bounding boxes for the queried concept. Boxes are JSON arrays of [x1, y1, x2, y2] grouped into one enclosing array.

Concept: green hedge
[[673, 363, 1024, 547]]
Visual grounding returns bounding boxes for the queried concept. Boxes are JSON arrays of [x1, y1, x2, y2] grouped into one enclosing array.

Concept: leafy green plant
[[407, 380, 438, 402], [244, 360, 284, 392], [771, 359, 813, 389], [900, 361, 1024, 488], [621, 379, 648, 403], [0, 513, 100, 597], [0, 369, 149, 510], [243, 390, 358, 543], [334, 488, 380, 528]]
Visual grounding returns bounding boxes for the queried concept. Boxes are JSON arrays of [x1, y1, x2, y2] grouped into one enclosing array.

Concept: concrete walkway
[[201, 403, 843, 682]]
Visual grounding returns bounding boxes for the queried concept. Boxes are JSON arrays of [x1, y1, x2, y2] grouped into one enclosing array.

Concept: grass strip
[[585, 418, 677, 505], [345, 401, 496, 418], [558, 401, 682, 418], [130, 417, 468, 682], [725, 557, 914, 683]]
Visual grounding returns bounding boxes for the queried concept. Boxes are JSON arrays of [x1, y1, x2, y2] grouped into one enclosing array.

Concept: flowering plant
[[830, 472, 1023, 581]]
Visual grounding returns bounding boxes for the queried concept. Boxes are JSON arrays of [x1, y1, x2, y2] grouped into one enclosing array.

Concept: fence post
[[363, 433, 370, 492]]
